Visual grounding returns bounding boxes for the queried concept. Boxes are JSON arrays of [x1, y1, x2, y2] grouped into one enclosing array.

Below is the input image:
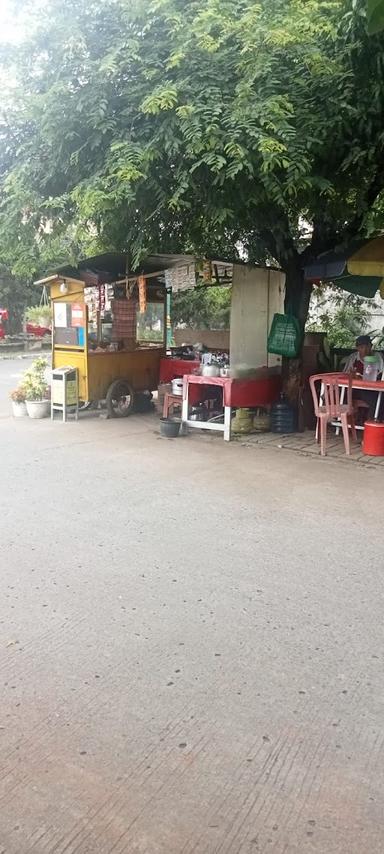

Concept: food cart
[[37, 255, 169, 416]]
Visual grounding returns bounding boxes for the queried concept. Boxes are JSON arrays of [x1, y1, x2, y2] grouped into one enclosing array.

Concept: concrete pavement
[[0, 397, 384, 852]]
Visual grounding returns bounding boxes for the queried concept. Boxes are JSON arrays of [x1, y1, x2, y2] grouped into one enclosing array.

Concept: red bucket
[[362, 421, 384, 456]]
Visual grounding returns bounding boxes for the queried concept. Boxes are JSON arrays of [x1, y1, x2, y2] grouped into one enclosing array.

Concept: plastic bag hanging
[[267, 313, 302, 358]]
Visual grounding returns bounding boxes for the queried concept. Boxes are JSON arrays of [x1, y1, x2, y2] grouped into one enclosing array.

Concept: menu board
[[71, 303, 85, 327], [53, 302, 86, 347], [54, 303, 69, 328]]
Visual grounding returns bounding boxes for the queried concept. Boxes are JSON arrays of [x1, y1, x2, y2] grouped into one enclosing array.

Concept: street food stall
[[36, 253, 286, 433], [161, 261, 286, 439], [37, 254, 171, 416]]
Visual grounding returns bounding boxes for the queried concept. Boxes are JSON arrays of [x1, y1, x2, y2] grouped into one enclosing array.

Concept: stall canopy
[[41, 252, 273, 293], [304, 237, 384, 298], [48, 253, 232, 289]]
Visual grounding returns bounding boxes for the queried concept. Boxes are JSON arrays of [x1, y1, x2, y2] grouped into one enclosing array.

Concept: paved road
[[0, 362, 384, 853]]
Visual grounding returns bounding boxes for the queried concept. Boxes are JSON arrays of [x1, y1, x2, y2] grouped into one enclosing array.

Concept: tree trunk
[[283, 257, 312, 328], [282, 258, 313, 429]]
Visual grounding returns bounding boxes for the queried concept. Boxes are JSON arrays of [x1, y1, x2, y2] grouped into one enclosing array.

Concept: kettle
[[202, 364, 220, 378]]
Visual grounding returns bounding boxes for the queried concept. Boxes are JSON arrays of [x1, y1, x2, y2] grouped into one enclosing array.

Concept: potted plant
[[10, 386, 28, 417], [23, 357, 51, 418], [24, 304, 52, 331]]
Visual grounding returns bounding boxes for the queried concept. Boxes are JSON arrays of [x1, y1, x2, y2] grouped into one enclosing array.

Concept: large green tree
[[1, 0, 384, 332]]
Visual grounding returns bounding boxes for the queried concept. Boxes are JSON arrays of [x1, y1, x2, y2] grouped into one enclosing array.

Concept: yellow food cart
[[38, 254, 168, 416]]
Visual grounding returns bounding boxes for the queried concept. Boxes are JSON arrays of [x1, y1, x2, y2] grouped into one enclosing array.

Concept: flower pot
[[12, 400, 28, 418], [26, 399, 50, 419]]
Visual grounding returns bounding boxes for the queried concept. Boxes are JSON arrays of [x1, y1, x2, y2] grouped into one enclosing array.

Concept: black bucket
[[160, 418, 181, 438]]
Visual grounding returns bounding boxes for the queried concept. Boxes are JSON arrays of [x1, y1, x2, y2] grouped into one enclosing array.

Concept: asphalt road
[[1, 356, 384, 853]]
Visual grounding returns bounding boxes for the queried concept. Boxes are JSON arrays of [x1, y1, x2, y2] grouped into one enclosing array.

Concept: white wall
[[230, 265, 285, 368]]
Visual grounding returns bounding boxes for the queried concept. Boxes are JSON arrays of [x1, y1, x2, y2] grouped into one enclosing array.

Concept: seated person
[[343, 335, 384, 421], [343, 335, 384, 377]]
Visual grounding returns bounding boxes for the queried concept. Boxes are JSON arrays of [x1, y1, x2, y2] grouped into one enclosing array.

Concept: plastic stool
[[362, 421, 384, 456], [163, 392, 182, 419]]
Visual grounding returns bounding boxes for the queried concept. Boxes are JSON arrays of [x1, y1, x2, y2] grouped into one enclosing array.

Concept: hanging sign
[[71, 303, 85, 328], [138, 275, 147, 314], [54, 303, 68, 328], [165, 264, 196, 292]]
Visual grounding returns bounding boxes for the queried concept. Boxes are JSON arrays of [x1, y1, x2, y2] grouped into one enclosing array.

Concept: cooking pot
[[171, 378, 183, 396], [202, 364, 220, 378], [189, 404, 209, 421]]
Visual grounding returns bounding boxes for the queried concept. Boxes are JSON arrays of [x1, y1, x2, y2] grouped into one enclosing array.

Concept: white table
[[319, 377, 384, 434]]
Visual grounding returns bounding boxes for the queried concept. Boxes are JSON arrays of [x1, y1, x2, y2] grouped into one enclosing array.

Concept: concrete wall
[[173, 328, 230, 350], [230, 266, 285, 369]]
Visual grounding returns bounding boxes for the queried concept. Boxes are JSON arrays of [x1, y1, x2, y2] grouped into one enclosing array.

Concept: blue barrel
[[270, 394, 297, 433]]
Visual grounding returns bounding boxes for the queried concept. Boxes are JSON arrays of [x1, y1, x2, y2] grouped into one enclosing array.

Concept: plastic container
[[362, 421, 384, 455], [270, 394, 297, 433], [363, 356, 379, 382]]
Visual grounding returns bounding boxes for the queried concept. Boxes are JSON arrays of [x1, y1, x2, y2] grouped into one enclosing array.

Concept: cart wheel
[[106, 380, 135, 418]]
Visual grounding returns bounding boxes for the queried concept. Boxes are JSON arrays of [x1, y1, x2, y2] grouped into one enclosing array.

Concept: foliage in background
[[172, 287, 231, 330], [0, 266, 31, 333], [306, 285, 384, 348], [136, 303, 163, 341], [1, 0, 384, 332]]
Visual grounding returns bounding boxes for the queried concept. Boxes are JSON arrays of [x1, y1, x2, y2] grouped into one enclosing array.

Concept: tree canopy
[[1, 0, 384, 328]]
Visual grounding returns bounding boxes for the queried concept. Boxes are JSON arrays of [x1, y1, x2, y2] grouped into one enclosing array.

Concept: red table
[[159, 358, 200, 384], [182, 374, 281, 441]]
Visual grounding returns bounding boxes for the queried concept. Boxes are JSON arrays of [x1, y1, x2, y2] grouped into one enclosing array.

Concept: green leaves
[[141, 86, 179, 114], [0, 0, 384, 294], [367, 0, 384, 33]]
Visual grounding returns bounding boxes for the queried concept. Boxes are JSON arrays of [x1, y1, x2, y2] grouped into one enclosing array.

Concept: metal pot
[[202, 364, 220, 378], [189, 404, 209, 421], [171, 378, 183, 396]]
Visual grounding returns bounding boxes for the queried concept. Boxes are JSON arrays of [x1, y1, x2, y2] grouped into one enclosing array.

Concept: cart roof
[[35, 252, 280, 287]]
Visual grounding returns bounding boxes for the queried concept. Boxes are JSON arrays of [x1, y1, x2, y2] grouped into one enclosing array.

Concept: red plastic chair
[[309, 373, 357, 456]]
